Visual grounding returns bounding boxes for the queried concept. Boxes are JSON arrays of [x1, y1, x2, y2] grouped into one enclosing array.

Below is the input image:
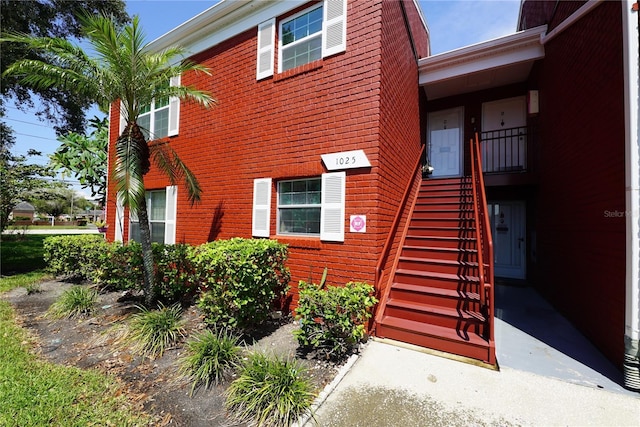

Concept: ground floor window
[[129, 186, 177, 244], [277, 178, 321, 235]]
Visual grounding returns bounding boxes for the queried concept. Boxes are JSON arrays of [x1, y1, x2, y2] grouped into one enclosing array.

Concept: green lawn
[[0, 234, 48, 275], [0, 300, 152, 427]]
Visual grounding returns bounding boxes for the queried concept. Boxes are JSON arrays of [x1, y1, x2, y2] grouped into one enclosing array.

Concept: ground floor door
[[489, 200, 526, 279], [427, 108, 463, 178]]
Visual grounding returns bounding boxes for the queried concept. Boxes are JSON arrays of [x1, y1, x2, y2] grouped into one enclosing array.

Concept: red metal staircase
[[375, 135, 495, 365]]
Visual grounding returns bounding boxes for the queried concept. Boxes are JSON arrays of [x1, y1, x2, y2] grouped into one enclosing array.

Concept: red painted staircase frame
[[374, 134, 495, 366]]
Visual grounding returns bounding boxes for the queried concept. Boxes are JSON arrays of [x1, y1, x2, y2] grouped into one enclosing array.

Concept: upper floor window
[[257, 0, 347, 80], [138, 92, 170, 140], [279, 5, 323, 72]]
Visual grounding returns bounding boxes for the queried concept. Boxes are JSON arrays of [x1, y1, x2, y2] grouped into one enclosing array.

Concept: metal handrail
[[470, 133, 495, 345], [374, 145, 425, 321]]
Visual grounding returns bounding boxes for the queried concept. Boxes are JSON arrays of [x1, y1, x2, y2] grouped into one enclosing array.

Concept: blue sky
[[5, 0, 521, 195]]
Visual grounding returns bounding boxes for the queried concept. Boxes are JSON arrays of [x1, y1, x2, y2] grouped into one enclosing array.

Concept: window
[[277, 178, 322, 235], [129, 186, 177, 244], [252, 172, 345, 242], [124, 76, 180, 140], [138, 94, 170, 140], [257, 0, 347, 79], [279, 5, 323, 72]]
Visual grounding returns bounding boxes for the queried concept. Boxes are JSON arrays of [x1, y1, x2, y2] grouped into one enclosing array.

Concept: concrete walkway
[[307, 285, 640, 426]]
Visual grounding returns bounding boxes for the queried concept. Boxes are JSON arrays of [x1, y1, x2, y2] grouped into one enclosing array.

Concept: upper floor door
[[481, 96, 527, 172], [427, 107, 464, 178]]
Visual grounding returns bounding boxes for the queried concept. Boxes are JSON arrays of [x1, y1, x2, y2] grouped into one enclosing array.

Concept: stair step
[[414, 201, 474, 211], [397, 256, 480, 275], [407, 225, 476, 238], [377, 316, 491, 362], [410, 217, 475, 227], [401, 245, 478, 261], [389, 282, 480, 309], [412, 210, 475, 220], [404, 235, 477, 249], [384, 298, 485, 332], [393, 268, 480, 290], [417, 195, 474, 204]]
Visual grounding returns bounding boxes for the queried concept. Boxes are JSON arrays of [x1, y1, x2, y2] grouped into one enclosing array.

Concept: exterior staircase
[[376, 176, 496, 365]]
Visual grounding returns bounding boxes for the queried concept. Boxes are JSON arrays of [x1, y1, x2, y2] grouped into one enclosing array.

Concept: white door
[[489, 201, 526, 279], [481, 97, 527, 172], [428, 108, 463, 178]]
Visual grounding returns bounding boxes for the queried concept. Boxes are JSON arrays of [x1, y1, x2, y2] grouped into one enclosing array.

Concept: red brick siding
[[534, 1, 625, 365], [106, 1, 430, 307]]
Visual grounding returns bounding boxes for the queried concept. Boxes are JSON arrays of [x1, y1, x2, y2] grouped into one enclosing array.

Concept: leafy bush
[[294, 281, 378, 360], [125, 303, 186, 357], [179, 329, 242, 395], [153, 243, 198, 304], [194, 238, 290, 330], [43, 235, 107, 280], [225, 353, 315, 427], [48, 286, 98, 318], [94, 242, 143, 292]]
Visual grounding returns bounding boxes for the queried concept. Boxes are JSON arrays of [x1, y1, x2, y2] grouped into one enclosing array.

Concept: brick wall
[[106, 0, 428, 308], [534, 1, 625, 365]]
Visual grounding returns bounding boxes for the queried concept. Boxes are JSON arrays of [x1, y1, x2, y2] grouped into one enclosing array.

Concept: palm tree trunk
[[136, 196, 157, 306]]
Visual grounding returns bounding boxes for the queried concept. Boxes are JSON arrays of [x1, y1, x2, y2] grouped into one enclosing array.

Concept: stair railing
[[373, 145, 425, 326], [469, 133, 495, 345]]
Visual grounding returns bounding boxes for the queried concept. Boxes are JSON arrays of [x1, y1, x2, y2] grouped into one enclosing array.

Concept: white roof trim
[[418, 25, 547, 86], [147, 0, 308, 57]]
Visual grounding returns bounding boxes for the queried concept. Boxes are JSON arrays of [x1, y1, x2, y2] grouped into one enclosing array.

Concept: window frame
[[138, 96, 170, 141], [277, 3, 324, 73], [276, 177, 322, 237], [128, 186, 177, 244]]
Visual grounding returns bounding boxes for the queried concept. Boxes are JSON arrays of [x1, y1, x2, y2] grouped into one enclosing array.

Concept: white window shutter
[[320, 171, 345, 242], [322, 0, 347, 58], [256, 19, 275, 80], [164, 185, 178, 244], [119, 101, 126, 136], [168, 75, 181, 137], [115, 193, 124, 242], [252, 178, 272, 237]]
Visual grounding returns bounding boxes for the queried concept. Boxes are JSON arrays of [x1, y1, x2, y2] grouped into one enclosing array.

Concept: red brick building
[[106, 0, 640, 389]]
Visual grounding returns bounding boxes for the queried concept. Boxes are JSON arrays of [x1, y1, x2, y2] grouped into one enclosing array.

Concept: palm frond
[[113, 123, 148, 210], [150, 144, 202, 205]]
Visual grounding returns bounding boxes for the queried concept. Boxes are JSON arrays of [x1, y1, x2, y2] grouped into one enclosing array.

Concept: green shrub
[[125, 303, 186, 357], [48, 286, 98, 319], [43, 235, 106, 280], [179, 329, 242, 395], [225, 353, 315, 427], [94, 242, 143, 291], [294, 281, 378, 360], [153, 243, 198, 304], [194, 238, 290, 330]]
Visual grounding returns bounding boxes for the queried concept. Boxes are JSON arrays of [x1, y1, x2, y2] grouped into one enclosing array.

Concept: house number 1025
[[336, 156, 357, 166]]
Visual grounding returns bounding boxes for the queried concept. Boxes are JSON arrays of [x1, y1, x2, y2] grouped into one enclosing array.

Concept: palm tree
[[2, 15, 215, 305]]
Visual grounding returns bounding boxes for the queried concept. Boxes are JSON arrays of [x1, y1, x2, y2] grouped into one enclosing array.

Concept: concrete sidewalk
[[2, 228, 100, 235], [308, 340, 639, 426], [306, 285, 640, 426]]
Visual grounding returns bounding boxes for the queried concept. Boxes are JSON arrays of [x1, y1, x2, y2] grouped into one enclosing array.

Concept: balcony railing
[[480, 126, 535, 174]]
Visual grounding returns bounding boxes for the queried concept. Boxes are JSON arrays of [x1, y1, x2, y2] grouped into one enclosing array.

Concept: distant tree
[[50, 116, 108, 205], [0, 0, 129, 135], [2, 15, 214, 305], [0, 122, 54, 232], [29, 184, 74, 219]]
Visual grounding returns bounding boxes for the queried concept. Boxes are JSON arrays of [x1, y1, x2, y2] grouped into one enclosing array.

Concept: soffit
[[418, 25, 547, 100]]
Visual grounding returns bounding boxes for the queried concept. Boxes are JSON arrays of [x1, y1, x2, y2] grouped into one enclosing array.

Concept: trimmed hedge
[[43, 236, 289, 313], [43, 234, 107, 280], [294, 281, 377, 360], [194, 238, 290, 330]]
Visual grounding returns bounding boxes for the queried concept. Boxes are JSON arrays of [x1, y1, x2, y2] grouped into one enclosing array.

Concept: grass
[[180, 329, 242, 395], [225, 353, 316, 427], [0, 300, 152, 426], [0, 270, 50, 293], [126, 303, 186, 357], [47, 286, 98, 319], [0, 234, 48, 274]]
